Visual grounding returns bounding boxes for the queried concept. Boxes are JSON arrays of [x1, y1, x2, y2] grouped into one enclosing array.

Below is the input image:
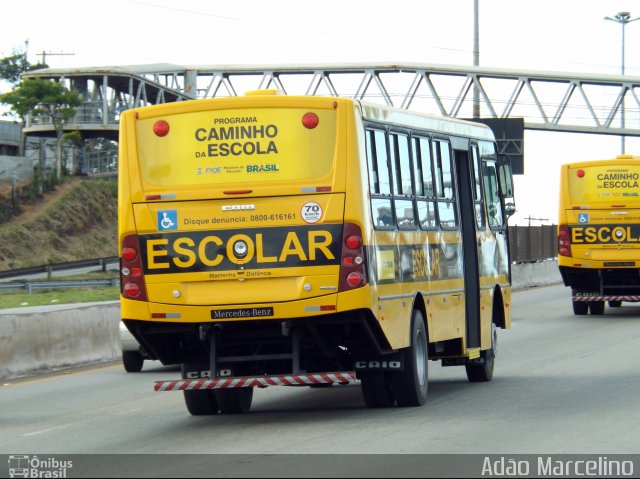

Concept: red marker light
[[302, 112, 319, 129], [576, 169, 585, 178], [153, 120, 170, 137]]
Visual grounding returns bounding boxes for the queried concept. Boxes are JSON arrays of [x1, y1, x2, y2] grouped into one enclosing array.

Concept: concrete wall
[[511, 259, 562, 290], [0, 262, 562, 380], [0, 301, 120, 380]]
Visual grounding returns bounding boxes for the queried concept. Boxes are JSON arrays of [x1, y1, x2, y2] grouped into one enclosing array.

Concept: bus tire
[[391, 310, 429, 407], [608, 300, 622, 308], [572, 301, 588, 315], [214, 388, 254, 414], [360, 372, 395, 408], [589, 301, 605, 315], [181, 363, 219, 416], [122, 350, 144, 373], [465, 323, 497, 382]]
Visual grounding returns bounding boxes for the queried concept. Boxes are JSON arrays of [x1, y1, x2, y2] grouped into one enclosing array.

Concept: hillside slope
[[0, 178, 118, 271]]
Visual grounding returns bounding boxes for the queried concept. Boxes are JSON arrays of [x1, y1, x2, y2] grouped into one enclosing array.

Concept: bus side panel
[[365, 229, 467, 350], [344, 109, 411, 351]]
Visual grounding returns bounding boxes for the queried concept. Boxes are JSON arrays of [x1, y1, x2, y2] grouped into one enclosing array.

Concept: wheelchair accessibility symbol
[[158, 210, 178, 231], [578, 213, 589, 224]]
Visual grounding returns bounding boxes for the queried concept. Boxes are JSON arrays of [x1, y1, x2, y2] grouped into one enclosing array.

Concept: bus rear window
[[135, 107, 337, 187]]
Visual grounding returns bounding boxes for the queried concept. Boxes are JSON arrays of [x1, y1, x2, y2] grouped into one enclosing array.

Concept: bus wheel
[[391, 310, 429, 407], [608, 300, 622, 308], [181, 363, 219, 416], [360, 372, 395, 408], [589, 301, 605, 315], [122, 350, 144, 373], [572, 301, 588, 315], [214, 388, 254, 414], [465, 323, 497, 382]]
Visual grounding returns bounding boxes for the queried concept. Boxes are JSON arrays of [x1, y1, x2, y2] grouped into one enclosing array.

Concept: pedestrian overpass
[[22, 62, 640, 173]]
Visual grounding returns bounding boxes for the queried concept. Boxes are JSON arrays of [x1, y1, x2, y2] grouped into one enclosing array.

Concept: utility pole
[[604, 12, 640, 154], [38, 50, 75, 66], [472, 0, 480, 118]]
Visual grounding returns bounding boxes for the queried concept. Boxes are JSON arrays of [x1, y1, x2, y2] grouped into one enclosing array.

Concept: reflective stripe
[[154, 371, 357, 391]]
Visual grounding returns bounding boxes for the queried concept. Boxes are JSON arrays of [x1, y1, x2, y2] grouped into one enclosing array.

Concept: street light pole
[[604, 11, 640, 154], [473, 0, 480, 118]]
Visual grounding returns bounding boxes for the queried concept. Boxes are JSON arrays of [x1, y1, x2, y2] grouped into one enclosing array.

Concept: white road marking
[[23, 425, 69, 437]]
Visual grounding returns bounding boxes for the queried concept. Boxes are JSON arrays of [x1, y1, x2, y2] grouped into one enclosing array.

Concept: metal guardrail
[[0, 257, 119, 280], [0, 279, 120, 294]]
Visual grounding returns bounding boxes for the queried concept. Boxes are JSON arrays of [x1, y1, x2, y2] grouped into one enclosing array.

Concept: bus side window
[[434, 140, 458, 229], [391, 132, 416, 230], [483, 160, 504, 227], [367, 128, 394, 228], [414, 136, 437, 229], [471, 145, 486, 228], [366, 129, 379, 193]]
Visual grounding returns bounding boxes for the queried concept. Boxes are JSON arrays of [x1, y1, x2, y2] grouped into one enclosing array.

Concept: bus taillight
[[122, 247, 137, 261], [346, 272, 364, 287], [345, 234, 361, 249], [120, 234, 148, 301], [123, 282, 141, 297], [339, 223, 367, 291], [558, 225, 572, 257]]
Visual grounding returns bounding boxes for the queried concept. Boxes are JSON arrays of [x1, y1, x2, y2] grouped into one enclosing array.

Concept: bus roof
[[357, 100, 495, 142], [562, 155, 640, 169]]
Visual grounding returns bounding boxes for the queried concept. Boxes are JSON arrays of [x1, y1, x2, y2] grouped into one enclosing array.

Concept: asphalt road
[[1, 283, 639, 477]]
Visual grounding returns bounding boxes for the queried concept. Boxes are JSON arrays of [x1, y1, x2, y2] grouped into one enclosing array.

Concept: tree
[[1, 47, 48, 157], [0, 52, 47, 86], [62, 131, 83, 175], [0, 79, 82, 178]]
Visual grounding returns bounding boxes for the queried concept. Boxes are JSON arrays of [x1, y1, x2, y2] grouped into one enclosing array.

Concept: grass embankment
[[0, 285, 120, 309], [0, 177, 120, 309]]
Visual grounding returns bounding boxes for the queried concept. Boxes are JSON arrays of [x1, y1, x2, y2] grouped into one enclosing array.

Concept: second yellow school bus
[[118, 90, 516, 414], [558, 154, 640, 315]]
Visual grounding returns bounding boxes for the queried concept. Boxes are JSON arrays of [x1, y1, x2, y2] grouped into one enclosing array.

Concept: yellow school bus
[[118, 91, 515, 415], [558, 154, 640, 315]]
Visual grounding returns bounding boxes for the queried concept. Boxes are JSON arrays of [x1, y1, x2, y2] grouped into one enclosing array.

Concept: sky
[[1, 0, 640, 225]]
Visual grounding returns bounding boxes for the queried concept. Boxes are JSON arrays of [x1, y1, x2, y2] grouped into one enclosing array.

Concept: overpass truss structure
[[21, 62, 640, 168], [178, 63, 640, 138]]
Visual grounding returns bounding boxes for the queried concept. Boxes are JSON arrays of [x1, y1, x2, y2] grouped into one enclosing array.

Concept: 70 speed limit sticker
[[301, 201, 323, 224]]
